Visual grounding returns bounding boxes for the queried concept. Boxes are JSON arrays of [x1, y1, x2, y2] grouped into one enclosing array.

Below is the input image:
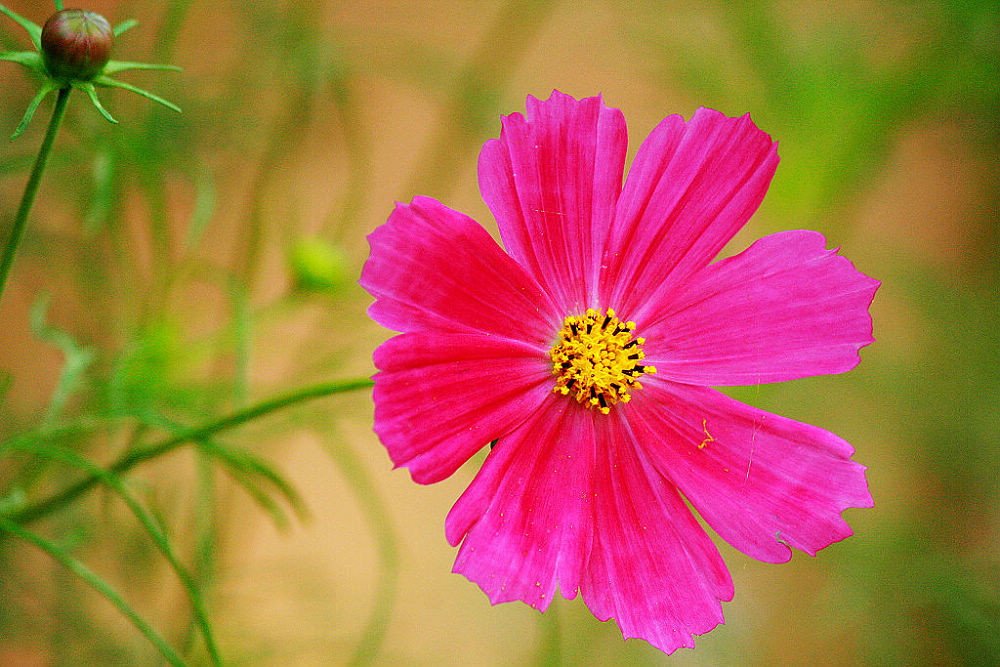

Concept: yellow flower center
[[549, 308, 656, 415]]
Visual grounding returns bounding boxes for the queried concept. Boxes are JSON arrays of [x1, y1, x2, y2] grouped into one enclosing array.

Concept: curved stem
[[5, 376, 374, 526], [0, 86, 71, 307]]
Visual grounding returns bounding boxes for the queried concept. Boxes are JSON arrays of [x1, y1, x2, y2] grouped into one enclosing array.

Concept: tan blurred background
[[1, 0, 997, 664]]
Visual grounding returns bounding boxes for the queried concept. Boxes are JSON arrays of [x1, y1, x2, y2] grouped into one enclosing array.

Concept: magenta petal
[[642, 230, 880, 385], [446, 398, 596, 610], [631, 380, 873, 563], [361, 195, 559, 345], [580, 411, 733, 654], [373, 333, 552, 484], [478, 90, 627, 313], [602, 108, 779, 321]]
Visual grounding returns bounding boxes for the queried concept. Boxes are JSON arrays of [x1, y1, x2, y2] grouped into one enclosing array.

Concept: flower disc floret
[[550, 308, 656, 414]]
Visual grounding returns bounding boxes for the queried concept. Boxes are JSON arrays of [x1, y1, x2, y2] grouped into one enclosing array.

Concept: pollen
[[549, 308, 656, 415]]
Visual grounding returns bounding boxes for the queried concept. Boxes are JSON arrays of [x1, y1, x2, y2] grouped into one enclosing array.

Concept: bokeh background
[[2, 0, 998, 664]]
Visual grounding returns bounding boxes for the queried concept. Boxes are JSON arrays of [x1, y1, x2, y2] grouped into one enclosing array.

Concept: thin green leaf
[[93, 75, 181, 113], [113, 18, 138, 37], [131, 411, 305, 527], [183, 450, 217, 654], [224, 465, 293, 529], [0, 420, 108, 459], [0, 4, 42, 50], [11, 82, 58, 140], [199, 439, 307, 524], [0, 517, 186, 666], [4, 441, 222, 665], [7, 377, 374, 526], [53, 0, 63, 12]]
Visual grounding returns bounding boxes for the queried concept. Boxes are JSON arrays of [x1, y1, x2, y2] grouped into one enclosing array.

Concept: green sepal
[[0, 3, 42, 50], [93, 74, 181, 113], [112, 18, 138, 37], [11, 80, 60, 140], [103, 60, 182, 75], [76, 81, 118, 124], [0, 50, 45, 74]]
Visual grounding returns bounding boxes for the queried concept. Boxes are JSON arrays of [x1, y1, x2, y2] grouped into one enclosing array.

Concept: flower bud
[[40, 9, 113, 82], [289, 238, 352, 292]]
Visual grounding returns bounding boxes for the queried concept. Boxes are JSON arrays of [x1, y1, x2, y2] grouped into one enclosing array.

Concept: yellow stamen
[[549, 307, 656, 414]]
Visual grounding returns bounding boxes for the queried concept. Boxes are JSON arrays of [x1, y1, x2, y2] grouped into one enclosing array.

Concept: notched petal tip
[[633, 382, 873, 564], [642, 228, 881, 386]]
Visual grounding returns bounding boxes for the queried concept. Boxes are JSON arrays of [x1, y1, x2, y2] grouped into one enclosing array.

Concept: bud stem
[[0, 85, 71, 308]]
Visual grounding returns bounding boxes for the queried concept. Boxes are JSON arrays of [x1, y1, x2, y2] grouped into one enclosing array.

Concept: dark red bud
[[40, 9, 113, 82]]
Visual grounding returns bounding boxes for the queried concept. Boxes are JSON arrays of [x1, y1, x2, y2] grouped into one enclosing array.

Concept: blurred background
[[1, 0, 998, 664]]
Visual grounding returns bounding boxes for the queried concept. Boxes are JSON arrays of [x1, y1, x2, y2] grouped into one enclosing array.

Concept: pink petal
[[630, 379, 873, 563], [361, 195, 560, 345], [446, 397, 597, 610], [601, 108, 779, 322], [478, 90, 627, 314], [580, 409, 733, 655], [373, 332, 552, 484], [641, 230, 880, 385]]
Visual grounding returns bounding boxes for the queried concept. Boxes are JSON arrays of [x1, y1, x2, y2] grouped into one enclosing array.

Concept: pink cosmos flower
[[360, 90, 878, 654]]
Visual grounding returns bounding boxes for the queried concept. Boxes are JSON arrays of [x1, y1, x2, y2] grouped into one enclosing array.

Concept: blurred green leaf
[[182, 165, 216, 254], [83, 143, 116, 233], [198, 438, 308, 529], [2, 440, 221, 664], [0, 517, 187, 666], [128, 408, 307, 529], [321, 428, 399, 665], [29, 296, 95, 426]]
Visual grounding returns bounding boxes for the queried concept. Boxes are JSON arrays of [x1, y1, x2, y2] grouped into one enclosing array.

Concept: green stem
[[0, 86, 71, 307], [5, 376, 373, 526]]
